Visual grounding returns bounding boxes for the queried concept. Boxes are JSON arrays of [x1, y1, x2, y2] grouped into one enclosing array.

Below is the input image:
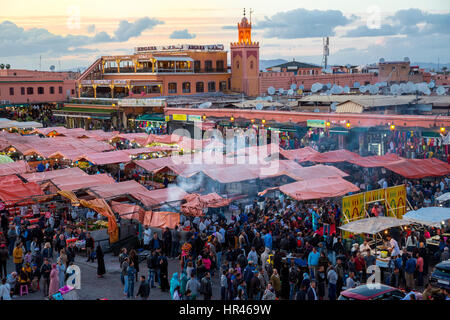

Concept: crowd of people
[[116, 192, 450, 300]]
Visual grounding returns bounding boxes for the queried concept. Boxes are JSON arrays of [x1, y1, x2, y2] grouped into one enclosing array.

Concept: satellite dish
[[406, 81, 415, 93], [256, 96, 264, 100], [390, 84, 400, 95], [354, 82, 360, 88], [298, 85, 304, 90], [278, 88, 285, 94], [314, 108, 320, 113], [290, 83, 297, 90], [287, 89, 294, 96], [255, 103, 263, 110], [264, 96, 273, 101], [369, 85, 379, 94], [326, 83, 332, 89], [359, 86, 367, 93], [379, 58, 385, 63], [399, 83, 407, 94], [268, 87, 276, 95], [428, 81, 435, 89], [343, 86, 350, 93], [311, 83, 323, 93], [424, 88, 431, 96], [330, 102, 338, 111], [49, 65, 55, 71], [436, 86, 446, 95], [198, 102, 212, 109]]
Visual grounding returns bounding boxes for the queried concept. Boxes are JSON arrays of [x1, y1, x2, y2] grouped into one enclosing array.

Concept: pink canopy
[[308, 149, 363, 163], [181, 193, 231, 217], [260, 176, 360, 201], [143, 211, 180, 229], [0, 175, 22, 185], [0, 160, 31, 176], [283, 164, 349, 181], [87, 180, 149, 199], [383, 158, 450, 179], [21, 167, 88, 183], [50, 173, 115, 191], [110, 201, 145, 221], [279, 147, 320, 162], [138, 186, 189, 207], [348, 153, 402, 167], [74, 151, 131, 165]]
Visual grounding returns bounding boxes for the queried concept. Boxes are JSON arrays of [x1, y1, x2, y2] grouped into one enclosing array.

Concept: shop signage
[[135, 44, 224, 53], [165, 115, 170, 122], [307, 119, 326, 128], [341, 185, 407, 238], [172, 114, 187, 121], [118, 98, 165, 107], [188, 115, 202, 122]]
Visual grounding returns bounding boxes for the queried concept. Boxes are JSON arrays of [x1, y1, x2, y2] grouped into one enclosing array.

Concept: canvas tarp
[[0, 181, 44, 205], [143, 211, 180, 229], [0, 160, 31, 176], [402, 207, 450, 228], [21, 167, 88, 183], [436, 192, 450, 202], [0, 174, 23, 185], [58, 191, 119, 243], [279, 147, 320, 162], [278, 163, 348, 181], [181, 193, 231, 217], [110, 201, 145, 222], [348, 153, 402, 167], [87, 180, 149, 199], [51, 173, 116, 192], [259, 176, 360, 201], [138, 186, 188, 207], [74, 150, 131, 165], [308, 149, 363, 163], [339, 216, 411, 235], [383, 158, 450, 179]]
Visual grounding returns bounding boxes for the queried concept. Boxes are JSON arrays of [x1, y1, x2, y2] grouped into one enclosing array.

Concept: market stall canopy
[[74, 150, 131, 165], [122, 147, 175, 156], [0, 174, 23, 185], [383, 158, 450, 179], [138, 186, 188, 207], [87, 180, 149, 200], [181, 193, 231, 217], [403, 207, 450, 228], [51, 173, 116, 192], [339, 217, 411, 235], [282, 164, 349, 181], [279, 147, 320, 162], [308, 149, 363, 163], [110, 201, 145, 222], [436, 192, 450, 202], [21, 167, 88, 183], [0, 155, 14, 164], [0, 181, 44, 205], [143, 211, 180, 229], [348, 153, 402, 168], [259, 176, 360, 200], [0, 160, 31, 176]]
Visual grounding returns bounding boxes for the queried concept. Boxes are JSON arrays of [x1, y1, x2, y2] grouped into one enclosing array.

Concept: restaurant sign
[[188, 115, 202, 122], [172, 114, 187, 121], [118, 98, 166, 107]]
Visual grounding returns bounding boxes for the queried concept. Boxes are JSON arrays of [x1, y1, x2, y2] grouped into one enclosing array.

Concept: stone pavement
[[6, 252, 222, 300]]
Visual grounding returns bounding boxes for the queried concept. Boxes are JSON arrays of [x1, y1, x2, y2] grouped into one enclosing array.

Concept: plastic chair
[[20, 284, 29, 296]]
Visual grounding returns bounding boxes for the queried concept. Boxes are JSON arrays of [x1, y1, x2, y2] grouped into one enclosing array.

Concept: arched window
[[250, 61, 254, 69], [182, 82, 191, 93], [196, 82, 204, 93], [236, 61, 240, 69]]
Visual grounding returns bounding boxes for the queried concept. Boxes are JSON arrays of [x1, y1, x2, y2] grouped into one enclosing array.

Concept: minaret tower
[[230, 9, 260, 97]]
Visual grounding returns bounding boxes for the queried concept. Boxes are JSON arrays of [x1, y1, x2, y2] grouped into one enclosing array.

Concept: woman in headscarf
[[170, 272, 180, 299], [179, 271, 188, 297], [48, 264, 60, 296], [57, 258, 66, 289], [96, 244, 106, 278]]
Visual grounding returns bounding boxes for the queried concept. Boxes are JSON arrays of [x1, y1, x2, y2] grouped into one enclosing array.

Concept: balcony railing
[[194, 68, 226, 73]]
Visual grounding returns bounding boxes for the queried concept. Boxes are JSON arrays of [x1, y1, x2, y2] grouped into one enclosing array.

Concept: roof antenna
[[243, 8, 246, 17]]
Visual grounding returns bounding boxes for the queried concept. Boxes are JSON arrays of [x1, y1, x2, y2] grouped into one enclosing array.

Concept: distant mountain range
[[259, 59, 450, 72]]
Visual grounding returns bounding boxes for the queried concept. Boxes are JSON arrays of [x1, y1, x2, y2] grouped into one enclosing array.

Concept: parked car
[[338, 284, 406, 300], [430, 259, 450, 290]]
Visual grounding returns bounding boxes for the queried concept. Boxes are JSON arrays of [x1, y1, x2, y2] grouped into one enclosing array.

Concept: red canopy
[[348, 153, 402, 168], [0, 175, 22, 185], [110, 201, 145, 222], [0, 181, 44, 205], [181, 193, 231, 217], [383, 158, 450, 179], [0, 160, 31, 176], [260, 177, 360, 201], [279, 147, 320, 162], [308, 149, 363, 163], [138, 186, 189, 207], [143, 211, 180, 229], [75, 151, 131, 165], [51, 173, 115, 191], [21, 167, 88, 183]]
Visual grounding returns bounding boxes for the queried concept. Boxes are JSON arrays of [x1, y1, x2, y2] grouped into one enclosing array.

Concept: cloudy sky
[[1, 0, 449, 70]]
